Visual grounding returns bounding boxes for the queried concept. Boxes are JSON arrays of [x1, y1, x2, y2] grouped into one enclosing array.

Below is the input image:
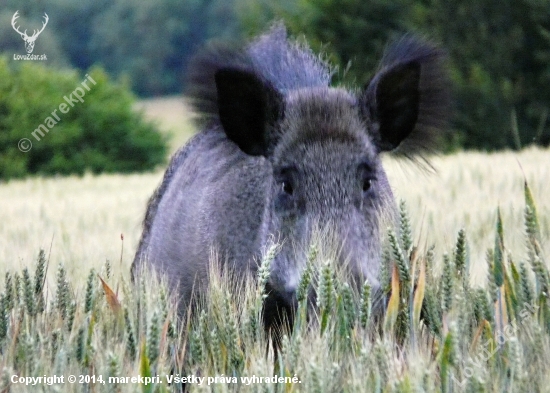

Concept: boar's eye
[[274, 166, 296, 199], [273, 166, 298, 213], [358, 163, 376, 194], [282, 180, 293, 195], [362, 178, 372, 192]]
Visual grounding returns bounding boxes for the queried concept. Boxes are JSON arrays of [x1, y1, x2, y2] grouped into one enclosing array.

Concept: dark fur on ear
[[361, 36, 451, 159], [186, 23, 332, 125], [215, 68, 284, 156], [186, 42, 253, 124]]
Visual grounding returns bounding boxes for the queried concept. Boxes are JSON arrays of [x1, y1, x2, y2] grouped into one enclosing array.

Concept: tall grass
[[1, 101, 549, 391], [1, 181, 548, 392]]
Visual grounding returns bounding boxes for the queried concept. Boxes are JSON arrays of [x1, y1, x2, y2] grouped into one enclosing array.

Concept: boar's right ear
[[360, 37, 450, 156], [215, 68, 283, 156]]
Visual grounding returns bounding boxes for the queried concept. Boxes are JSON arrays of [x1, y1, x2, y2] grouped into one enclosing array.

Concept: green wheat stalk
[[388, 228, 410, 284], [442, 253, 453, 312], [399, 200, 413, 255]]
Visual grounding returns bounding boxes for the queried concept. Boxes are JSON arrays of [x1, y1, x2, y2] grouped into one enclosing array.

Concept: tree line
[[0, 0, 549, 150]]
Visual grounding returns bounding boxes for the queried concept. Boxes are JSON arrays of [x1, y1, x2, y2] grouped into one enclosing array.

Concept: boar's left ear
[[215, 68, 283, 156], [360, 37, 450, 155]]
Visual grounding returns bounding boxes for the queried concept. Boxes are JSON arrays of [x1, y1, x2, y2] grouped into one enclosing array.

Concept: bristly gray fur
[[133, 24, 452, 340], [186, 23, 333, 123], [185, 43, 251, 123], [131, 134, 201, 279], [247, 23, 333, 92], [367, 35, 451, 160]]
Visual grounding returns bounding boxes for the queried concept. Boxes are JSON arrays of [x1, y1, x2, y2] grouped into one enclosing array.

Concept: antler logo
[[11, 11, 49, 54]]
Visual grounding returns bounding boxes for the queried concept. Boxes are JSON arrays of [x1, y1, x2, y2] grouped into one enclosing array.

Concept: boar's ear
[[361, 37, 450, 155], [215, 68, 283, 156]]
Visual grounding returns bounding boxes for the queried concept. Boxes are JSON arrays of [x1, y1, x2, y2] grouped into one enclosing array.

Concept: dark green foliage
[[519, 263, 534, 307], [379, 243, 392, 294], [337, 282, 356, 345], [524, 182, 547, 306], [223, 294, 244, 371], [425, 0, 550, 150], [425, 245, 435, 282], [123, 307, 137, 360], [493, 208, 505, 287], [422, 287, 442, 336], [239, 0, 409, 87], [13, 272, 21, 308], [147, 310, 159, 364], [389, 229, 410, 284], [532, 256, 549, 302], [359, 280, 371, 328], [66, 300, 76, 332], [4, 273, 14, 311], [55, 263, 70, 319], [138, 274, 148, 339], [0, 59, 167, 179], [159, 286, 175, 339], [21, 268, 35, 317], [0, 0, 241, 97], [486, 249, 498, 303], [189, 324, 204, 365], [34, 250, 47, 313], [296, 245, 316, 303], [239, 0, 550, 151], [84, 269, 95, 314], [75, 326, 85, 364], [442, 253, 454, 312], [0, 294, 7, 342], [454, 229, 467, 278], [91, 0, 241, 96], [3, 1, 548, 151], [399, 200, 413, 255], [395, 298, 410, 343], [317, 261, 336, 335], [50, 329, 61, 361], [473, 288, 493, 325], [524, 180, 541, 242]]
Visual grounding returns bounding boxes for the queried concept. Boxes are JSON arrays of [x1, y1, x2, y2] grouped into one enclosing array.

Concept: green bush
[[0, 57, 167, 179]]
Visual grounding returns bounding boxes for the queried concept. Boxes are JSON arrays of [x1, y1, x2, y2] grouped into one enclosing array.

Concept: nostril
[[262, 283, 298, 330], [283, 289, 298, 309]]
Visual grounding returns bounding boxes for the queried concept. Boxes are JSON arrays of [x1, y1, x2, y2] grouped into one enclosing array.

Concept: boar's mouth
[[262, 281, 298, 332]]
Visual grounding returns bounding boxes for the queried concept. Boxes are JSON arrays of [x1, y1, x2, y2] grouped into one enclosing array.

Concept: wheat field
[[2, 97, 550, 393], [0, 96, 548, 287]]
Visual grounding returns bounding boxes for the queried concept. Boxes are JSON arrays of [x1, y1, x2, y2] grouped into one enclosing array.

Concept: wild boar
[[132, 25, 450, 332]]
